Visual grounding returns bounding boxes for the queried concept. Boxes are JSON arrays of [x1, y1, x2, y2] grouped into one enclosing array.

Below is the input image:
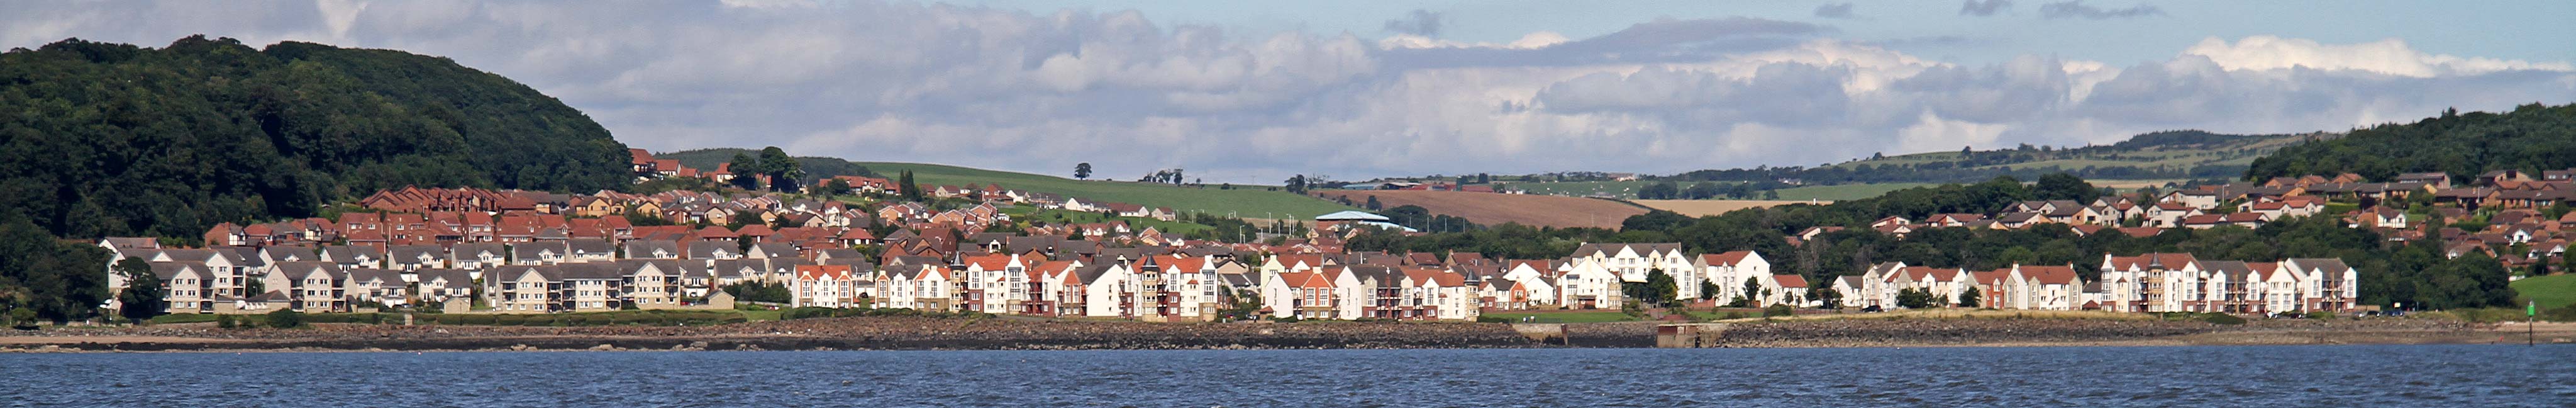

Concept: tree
[[1074, 162, 1093, 180], [265, 309, 304, 329], [1735, 277, 1763, 307], [114, 259, 167, 322], [727, 153, 762, 190], [1365, 196, 1383, 210], [822, 179, 853, 197], [897, 171, 923, 201], [2033, 173, 2100, 203], [1643, 269, 1679, 307], [1699, 281, 1721, 300], [1958, 287, 1983, 308], [1811, 284, 1844, 309], [1896, 288, 1935, 309], [758, 147, 802, 192]]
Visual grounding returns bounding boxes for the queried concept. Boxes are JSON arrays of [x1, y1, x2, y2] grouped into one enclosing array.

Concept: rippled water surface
[[7, 345, 2575, 407]]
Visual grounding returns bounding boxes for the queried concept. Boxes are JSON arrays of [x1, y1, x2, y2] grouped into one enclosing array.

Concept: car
[[1860, 305, 1883, 313]]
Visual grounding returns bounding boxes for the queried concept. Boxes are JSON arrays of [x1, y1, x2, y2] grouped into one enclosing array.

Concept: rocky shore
[[0, 317, 1536, 352], [0, 315, 2533, 353]]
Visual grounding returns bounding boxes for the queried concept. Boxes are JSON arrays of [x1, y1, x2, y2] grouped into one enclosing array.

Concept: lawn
[[2512, 274, 2576, 310], [860, 162, 1356, 218], [1480, 310, 1639, 323], [1769, 183, 1935, 201], [1005, 207, 1215, 234]]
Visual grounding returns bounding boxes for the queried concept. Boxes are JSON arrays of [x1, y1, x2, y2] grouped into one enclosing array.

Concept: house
[[789, 264, 862, 308], [1693, 251, 1770, 305], [2100, 253, 2200, 313], [484, 266, 556, 312], [414, 269, 475, 305], [2282, 258, 2358, 312], [513, 241, 570, 265]]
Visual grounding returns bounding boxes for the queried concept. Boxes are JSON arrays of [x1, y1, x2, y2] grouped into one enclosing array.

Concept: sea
[[6, 344, 2572, 407]]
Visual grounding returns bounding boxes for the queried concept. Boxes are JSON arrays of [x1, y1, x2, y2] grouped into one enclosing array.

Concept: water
[[6, 345, 2573, 407]]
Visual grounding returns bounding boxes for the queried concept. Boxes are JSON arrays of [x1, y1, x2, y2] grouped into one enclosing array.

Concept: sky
[[6, 1, 2575, 183]]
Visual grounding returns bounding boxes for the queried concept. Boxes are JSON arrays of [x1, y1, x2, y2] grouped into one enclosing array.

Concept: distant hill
[[0, 36, 630, 239], [660, 149, 1357, 219], [1314, 190, 1648, 229], [1664, 130, 2310, 185], [2246, 103, 2576, 183]]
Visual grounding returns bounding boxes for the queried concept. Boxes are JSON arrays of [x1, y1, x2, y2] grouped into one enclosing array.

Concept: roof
[[1313, 210, 1392, 222], [1771, 274, 1807, 288], [1701, 251, 1755, 266]]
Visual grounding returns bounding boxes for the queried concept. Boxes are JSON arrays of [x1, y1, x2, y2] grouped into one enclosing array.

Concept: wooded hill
[[1661, 130, 2309, 185], [2246, 103, 2576, 183], [0, 36, 633, 239]]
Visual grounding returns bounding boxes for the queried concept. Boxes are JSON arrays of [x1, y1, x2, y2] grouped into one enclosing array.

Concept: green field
[[1004, 207, 1214, 234], [1480, 311, 1639, 323], [1769, 183, 1936, 201], [2512, 274, 2576, 309], [858, 162, 1356, 219]]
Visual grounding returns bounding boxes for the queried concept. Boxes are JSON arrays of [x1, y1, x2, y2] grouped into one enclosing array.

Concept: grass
[[147, 314, 222, 324], [1004, 207, 1214, 234], [1769, 183, 1936, 201], [1480, 310, 1639, 323], [858, 162, 1356, 218], [2512, 273, 2576, 310], [738, 308, 783, 322]]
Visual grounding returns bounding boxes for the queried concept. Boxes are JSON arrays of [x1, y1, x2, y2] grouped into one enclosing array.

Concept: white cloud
[[3, 1, 2570, 182], [2182, 35, 2575, 77]]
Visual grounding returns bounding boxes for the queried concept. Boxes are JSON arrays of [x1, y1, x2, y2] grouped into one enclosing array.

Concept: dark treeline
[[661, 148, 880, 180], [2246, 103, 2576, 183], [1346, 174, 2514, 310], [0, 36, 631, 239], [1661, 130, 2282, 185]]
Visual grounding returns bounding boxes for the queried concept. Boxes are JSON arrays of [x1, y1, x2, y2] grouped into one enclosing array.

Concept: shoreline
[[3, 317, 2566, 354]]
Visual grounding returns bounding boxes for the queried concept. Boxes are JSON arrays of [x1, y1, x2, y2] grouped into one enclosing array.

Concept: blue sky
[[6, 0, 2573, 183]]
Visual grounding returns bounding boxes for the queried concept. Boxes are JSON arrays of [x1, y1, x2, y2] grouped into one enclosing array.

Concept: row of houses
[[1831, 254, 2359, 314]]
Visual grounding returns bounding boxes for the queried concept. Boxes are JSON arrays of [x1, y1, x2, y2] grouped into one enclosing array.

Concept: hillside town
[[100, 166, 2426, 322]]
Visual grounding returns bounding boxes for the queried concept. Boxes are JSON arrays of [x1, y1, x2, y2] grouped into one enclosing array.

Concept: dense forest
[[1661, 130, 2293, 185], [0, 36, 631, 239], [2245, 103, 2576, 182], [1348, 174, 2516, 310]]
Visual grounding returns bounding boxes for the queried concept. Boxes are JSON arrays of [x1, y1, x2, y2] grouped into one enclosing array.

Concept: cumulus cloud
[[1960, 0, 2013, 16], [1813, 3, 1858, 20], [2182, 35, 2575, 77], [3, 1, 2569, 181], [2038, 1, 2163, 20], [1382, 9, 1443, 37]]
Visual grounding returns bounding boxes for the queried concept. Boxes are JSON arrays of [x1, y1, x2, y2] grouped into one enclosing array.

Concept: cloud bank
[[4, 1, 2571, 182]]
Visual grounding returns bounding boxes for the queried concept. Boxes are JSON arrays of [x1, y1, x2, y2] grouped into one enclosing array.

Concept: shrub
[[216, 314, 237, 329], [2306, 311, 2336, 320], [265, 309, 304, 329], [523, 315, 557, 326], [1762, 304, 1794, 317], [1475, 316, 1509, 323], [1723, 312, 1750, 320], [460, 314, 497, 325], [494, 315, 526, 326], [2202, 314, 2246, 325]]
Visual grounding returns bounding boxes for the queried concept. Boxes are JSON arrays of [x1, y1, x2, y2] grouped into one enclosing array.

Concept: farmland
[[659, 150, 1357, 218], [1768, 183, 1936, 201], [1311, 190, 1646, 229], [1633, 200, 1825, 217]]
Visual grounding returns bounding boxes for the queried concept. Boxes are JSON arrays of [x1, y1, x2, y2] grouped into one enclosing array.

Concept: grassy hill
[[860, 162, 1355, 219], [660, 149, 1357, 220], [2512, 274, 2576, 310]]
